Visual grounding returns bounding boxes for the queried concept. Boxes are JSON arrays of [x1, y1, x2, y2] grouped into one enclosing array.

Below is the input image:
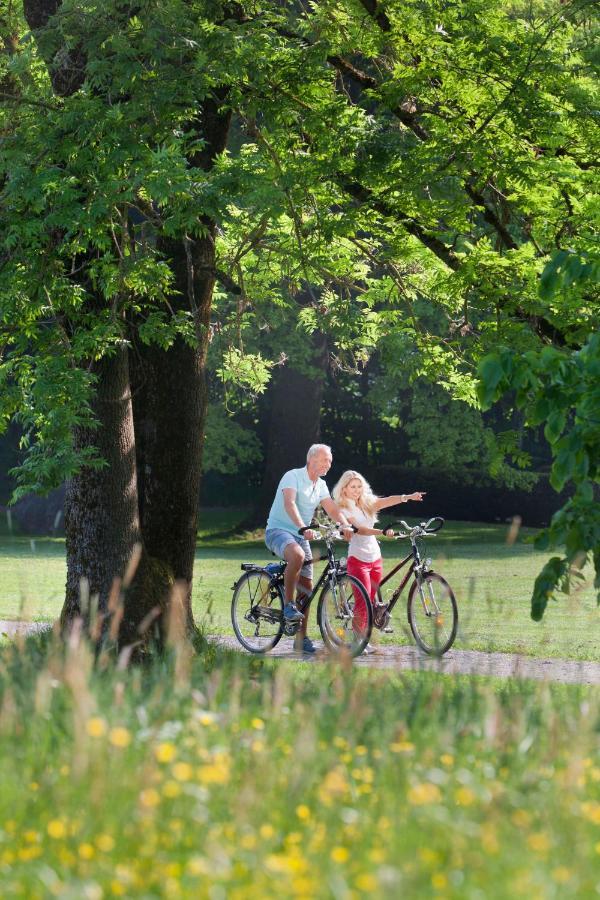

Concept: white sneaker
[[362, 642, 377, 655]]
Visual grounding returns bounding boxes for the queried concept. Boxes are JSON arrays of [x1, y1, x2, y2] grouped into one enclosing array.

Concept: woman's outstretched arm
[[374, 492, 425, 511]]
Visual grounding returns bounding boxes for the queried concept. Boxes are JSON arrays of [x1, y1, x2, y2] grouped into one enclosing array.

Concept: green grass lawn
[[1, 631, 600, 898], [1, 509, 598, 660]]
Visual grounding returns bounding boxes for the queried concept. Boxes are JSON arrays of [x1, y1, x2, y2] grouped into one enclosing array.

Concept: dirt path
[[212, 635, 600, 685], [2, 620, 599, 685]]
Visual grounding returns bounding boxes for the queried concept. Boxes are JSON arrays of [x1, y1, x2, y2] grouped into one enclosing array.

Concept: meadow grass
[[1, 628, 599, 898], [1, 509, 598, 660]]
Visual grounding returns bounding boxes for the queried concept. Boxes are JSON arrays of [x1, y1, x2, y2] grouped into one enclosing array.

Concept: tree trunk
[[252, 333, 328, 526], [131, 95, 232, 629], [131, 239, 210, 631], [62, 348, 141, 626]]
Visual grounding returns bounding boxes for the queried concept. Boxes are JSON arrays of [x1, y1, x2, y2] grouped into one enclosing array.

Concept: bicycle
[[230, 522, 372, 657], [372, 517, 458, 656]]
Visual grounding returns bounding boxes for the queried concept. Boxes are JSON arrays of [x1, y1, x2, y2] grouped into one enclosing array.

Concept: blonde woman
[[332, 471, 425, 629]]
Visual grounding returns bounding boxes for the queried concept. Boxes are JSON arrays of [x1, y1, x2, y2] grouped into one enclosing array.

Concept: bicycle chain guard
[[283, 621, 302, 637]]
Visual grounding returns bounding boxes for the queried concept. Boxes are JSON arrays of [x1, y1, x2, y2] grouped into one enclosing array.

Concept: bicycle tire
[[407, 572, 458, 656], [231, 570, 284, 654], [317, 573, 373, 658]]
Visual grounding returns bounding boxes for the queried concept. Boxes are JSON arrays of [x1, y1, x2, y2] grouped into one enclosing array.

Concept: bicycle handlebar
[[300, 522, 346, 541], [393, 517, 445, 540]]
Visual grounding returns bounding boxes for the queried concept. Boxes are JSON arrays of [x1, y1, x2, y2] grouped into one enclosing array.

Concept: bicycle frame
[[295, 541, 343, 612], [375, 551, 417, 614]]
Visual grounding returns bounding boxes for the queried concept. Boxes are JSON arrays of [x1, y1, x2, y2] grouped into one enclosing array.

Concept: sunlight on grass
[[0, 511, 598, 660]]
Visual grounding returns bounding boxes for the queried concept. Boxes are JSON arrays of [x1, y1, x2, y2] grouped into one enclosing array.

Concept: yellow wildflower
[[197, 761, 230, 785], [47, 820, 67, 839], [481, 824, 499, 855], [407, 783, 441, 806], [390, 741, 415, 753], [163, 780, 182, 799], [79, 843, 95, 860], [86, 717, 107, 738], [109, 727, 132, 749], [187, 857, 210, 876], [155, 742, 177, 764], [511, 810, 532, 828], [18, 846, 42, 861], [96, 834, 115, 852], [251, 717, 265, 730], [172, 762, 193, 782], [355, 873, 377, 891], [140, 788, 161, 808], [581, 802, 600, 825], [527, 832, 550, 854], [330, 846, 349, 863], [296, 805, 311, 821], [455, 786, 476, 806], [552, 867, 571, 884]]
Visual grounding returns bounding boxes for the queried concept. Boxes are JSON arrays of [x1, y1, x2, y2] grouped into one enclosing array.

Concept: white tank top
[[345, 501, 382, 563]]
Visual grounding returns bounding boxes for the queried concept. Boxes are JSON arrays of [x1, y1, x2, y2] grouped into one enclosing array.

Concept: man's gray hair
[[306, 443, 332, 461]]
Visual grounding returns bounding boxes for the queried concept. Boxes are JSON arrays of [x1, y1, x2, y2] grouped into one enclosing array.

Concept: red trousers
[[347, 556, 383, 632]]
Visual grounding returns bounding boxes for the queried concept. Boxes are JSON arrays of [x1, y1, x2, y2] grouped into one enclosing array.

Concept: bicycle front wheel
[[317, 573, 372, 658], [407, 573, 457, 656], [231, 571, 284, 653]]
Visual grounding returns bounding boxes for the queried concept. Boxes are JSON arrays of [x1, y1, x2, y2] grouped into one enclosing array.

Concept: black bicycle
[[231, 523, 372, 657], [373, 517, 458, 655]]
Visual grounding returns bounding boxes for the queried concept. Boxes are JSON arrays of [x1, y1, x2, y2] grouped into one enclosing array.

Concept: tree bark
[[131, 237, 211, 630], [62, 348, 142, 626], [131, 95, 233, 626], [252, 332, 328, 526]]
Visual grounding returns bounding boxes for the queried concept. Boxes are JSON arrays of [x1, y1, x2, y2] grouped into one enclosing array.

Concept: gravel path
[[2, 620, 599, 685], [212, 635, 600, 686]]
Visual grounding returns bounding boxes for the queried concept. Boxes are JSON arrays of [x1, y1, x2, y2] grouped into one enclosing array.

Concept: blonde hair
[[332, 470, 379, 519]]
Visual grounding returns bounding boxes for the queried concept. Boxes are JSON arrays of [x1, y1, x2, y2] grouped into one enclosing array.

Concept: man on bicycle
[[265, 444, 353, 654]]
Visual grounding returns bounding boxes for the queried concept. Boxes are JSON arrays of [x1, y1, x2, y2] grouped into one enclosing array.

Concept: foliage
[[478, 251, 600, 619], [1, 0, 599, 613], [202, 404, 262, 476], [1, 635, 600, 896]]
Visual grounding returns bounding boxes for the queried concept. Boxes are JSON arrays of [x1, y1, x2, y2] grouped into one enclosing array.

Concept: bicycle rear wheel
[[407, 573, 457, 655], [231, 571, 284, 653], [317, 573, 372, 658]]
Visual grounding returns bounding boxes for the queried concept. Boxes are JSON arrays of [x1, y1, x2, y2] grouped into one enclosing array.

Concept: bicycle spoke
[[408, 574, 458, 656], [318, 573, 372, 657], [231, 571, 284, 653]]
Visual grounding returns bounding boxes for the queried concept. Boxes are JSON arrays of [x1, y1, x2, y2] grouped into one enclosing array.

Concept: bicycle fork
[[330, 575, 354, 625], [415, 574, 442, 622]]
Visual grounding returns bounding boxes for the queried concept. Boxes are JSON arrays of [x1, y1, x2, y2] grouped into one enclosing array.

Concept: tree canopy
[[0, 0, 598, 630]]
